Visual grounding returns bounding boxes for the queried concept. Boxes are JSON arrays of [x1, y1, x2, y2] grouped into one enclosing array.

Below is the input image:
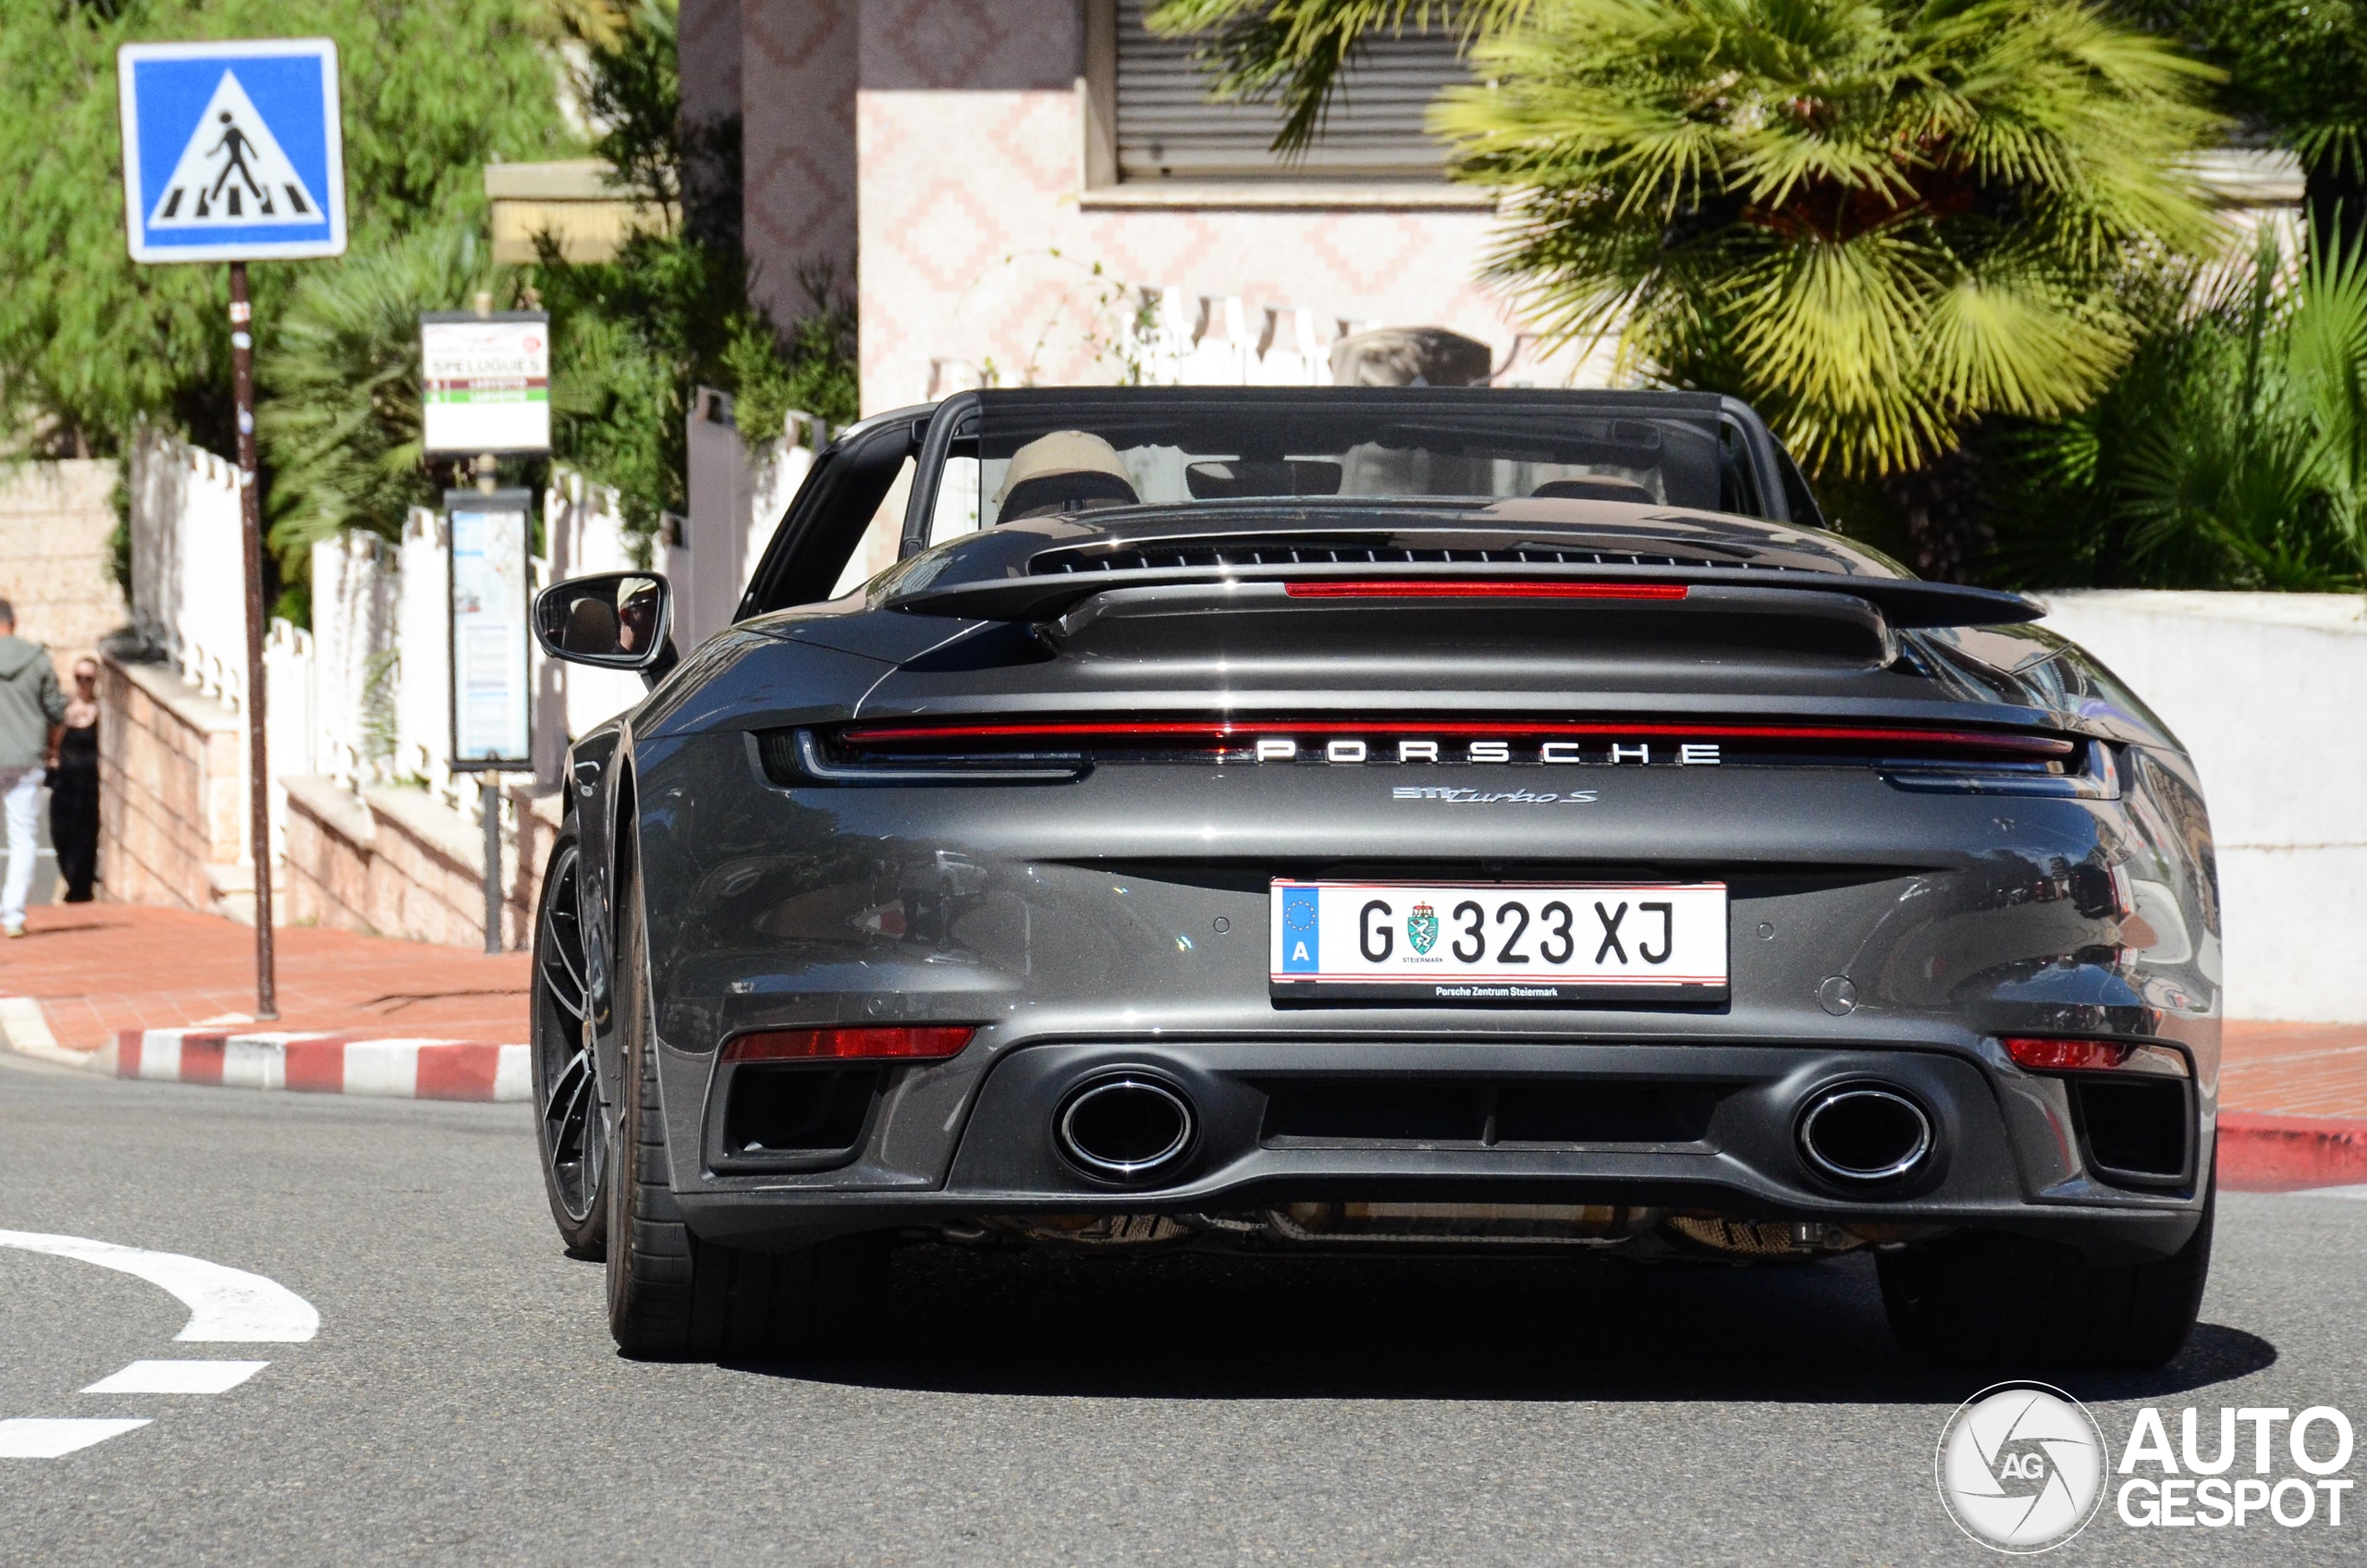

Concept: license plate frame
[[1268, 879, 1730, 1004]]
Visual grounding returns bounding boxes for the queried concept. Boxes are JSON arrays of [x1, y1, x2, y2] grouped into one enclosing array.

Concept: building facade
[[682, 0, 1602, 417]]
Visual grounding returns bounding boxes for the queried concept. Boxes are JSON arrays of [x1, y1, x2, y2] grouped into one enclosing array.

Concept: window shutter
[[1114, 0, 1468, 182]]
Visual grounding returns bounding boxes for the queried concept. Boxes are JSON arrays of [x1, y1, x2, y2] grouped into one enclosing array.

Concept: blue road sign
[[117, 38, 346, 263]]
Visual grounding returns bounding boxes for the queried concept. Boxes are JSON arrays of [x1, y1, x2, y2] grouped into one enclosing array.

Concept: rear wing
[[884, 562, 2041, 631]]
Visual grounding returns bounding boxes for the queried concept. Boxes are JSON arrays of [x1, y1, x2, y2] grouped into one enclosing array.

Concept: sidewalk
[[2217, 1022, 2367, 1190], [0, 903, 530, 1101]]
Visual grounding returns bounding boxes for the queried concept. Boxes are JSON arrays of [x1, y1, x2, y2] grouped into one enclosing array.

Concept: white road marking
[[0, 1418, 152, 1458], [0, 1231, 318, 1341], [81, 1359, 269, 1394]]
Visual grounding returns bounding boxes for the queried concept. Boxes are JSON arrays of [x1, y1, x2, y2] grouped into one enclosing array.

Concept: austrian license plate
[[1269, 880, 1729, 1003]]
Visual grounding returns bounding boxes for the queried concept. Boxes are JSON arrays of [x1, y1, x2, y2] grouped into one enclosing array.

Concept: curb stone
[[0, 997, 529, 1102], [2218, 1110, 2367, 1192]]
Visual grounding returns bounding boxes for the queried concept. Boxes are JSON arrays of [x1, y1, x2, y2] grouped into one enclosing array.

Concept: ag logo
[[1406, 902, 1439, 955], [1936, 1382, 2106, 1552]]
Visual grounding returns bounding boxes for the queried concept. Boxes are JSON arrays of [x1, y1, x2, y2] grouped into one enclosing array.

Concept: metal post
[[482, 775, 503, 954], [230, 263, 277, 1020]]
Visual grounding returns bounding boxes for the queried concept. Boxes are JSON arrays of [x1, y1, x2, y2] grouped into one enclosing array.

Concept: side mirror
[[533, 572, 674, 672]]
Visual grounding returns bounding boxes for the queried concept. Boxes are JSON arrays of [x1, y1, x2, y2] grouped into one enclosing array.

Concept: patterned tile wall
[[678, 0, 742, 132], [742, 0, 860, 326], [850, 0, 1599, 414]]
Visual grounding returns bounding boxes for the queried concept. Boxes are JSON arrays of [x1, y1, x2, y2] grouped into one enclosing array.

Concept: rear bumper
[[676, 1035, 2211, 1264]]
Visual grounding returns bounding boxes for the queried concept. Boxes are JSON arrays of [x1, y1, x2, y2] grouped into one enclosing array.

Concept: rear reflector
[[722, 1026, 974, 1063], [2002, 1036, 2171, 1072], [1282, 580, 1690, 601]]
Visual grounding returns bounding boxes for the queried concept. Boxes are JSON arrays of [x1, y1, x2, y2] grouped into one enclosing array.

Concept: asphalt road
[[3, 1048, 2362, 1567]]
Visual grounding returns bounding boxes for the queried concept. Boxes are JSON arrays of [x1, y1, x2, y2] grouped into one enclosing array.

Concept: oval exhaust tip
[[1057, 1076, 1195, 1180], [1798, 1086, 1932, 1182]]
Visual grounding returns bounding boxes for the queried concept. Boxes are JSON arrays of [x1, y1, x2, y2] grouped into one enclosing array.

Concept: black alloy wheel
[[532, 833, 607, 1257], [1878, 1165, 2214, 1369], [604, 854, 885, 1360]]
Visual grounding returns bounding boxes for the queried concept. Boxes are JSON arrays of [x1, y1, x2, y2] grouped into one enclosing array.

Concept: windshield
[[917, 389, 1746, 545]]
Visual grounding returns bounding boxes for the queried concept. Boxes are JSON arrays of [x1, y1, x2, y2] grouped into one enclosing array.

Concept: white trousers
[[0, 766, 43, 926]]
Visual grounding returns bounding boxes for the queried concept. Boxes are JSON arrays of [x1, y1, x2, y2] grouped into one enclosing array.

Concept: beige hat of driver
[[994, 429, 1133, 502]]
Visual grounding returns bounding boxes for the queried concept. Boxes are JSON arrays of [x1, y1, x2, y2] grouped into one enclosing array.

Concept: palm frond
[[1429, 0, 2229, 474], [257, 226, 517, 575]]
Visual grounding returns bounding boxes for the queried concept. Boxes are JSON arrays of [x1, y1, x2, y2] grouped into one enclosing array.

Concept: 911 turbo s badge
[[1392, 785, 1599, 804]]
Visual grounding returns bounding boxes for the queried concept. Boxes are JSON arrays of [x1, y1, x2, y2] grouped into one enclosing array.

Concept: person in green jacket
[[0, 599, 66, 937]]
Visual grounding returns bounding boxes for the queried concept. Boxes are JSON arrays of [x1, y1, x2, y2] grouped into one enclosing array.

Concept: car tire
[[531, 828, 607, 1259], [603, 858, 884, 1360], [1877, 1169, 2214, 1370]]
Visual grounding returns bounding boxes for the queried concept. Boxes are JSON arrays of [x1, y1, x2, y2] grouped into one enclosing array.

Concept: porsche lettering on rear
[[1256, 738, 1723, 765]]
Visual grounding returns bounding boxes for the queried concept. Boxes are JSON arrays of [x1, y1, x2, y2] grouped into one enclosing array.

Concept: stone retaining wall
[[0, 459, 127, 666], [98, 655, 246, 913], [98, 652, 557, 947], [281, 775, 560, 949]]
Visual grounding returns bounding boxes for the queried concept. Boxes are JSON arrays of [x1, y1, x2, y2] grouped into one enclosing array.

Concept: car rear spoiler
[[884, 562, 2042, 630]]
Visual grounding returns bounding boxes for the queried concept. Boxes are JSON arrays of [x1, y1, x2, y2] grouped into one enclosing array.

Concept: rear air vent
[[2072, 1077, 2190, 1185], [1028, 537, 1789, 575], [1258, 1078, 1722, 1147], [718, 1065, 879, 1168]]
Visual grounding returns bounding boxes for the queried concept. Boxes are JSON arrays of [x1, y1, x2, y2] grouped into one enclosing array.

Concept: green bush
[[1990, 230, 2367, 590], [529, 1, 856, 537]]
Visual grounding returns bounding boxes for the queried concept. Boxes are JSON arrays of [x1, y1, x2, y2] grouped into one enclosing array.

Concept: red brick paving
[[2220, 1022, 2367, 1121], [1, 903, 528, 1049]]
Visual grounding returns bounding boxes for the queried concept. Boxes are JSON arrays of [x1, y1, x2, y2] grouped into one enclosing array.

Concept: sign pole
[[483, 778, 503, 955], [118, 36, 342, 1023], [230, 261, 277, 1020], [474, 410, 502, 958], [425, 302, 547, 957], [444, 485, 534, 953]]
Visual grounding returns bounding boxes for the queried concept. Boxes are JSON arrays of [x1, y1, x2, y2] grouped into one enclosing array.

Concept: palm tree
[[1155, 0, 2229, 478]]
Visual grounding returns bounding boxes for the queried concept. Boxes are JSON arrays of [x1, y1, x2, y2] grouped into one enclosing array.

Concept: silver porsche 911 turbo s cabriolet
[[529, 387, 2218, 1367]]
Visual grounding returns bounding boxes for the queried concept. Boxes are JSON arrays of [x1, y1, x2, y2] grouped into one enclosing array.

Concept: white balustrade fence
[[540, 470, 647, 767], [392, 510, 451, 800], [129, 427, 251, 707], [308, 531, 399, 788], [128, 442, 655, 856], [926, 287, 1387, 396]]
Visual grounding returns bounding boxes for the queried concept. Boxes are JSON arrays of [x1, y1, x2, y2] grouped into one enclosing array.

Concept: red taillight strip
[[1283, 580, 1690, 601], [722, 1025, 975, 1063], [836, 718, 2076, 758]]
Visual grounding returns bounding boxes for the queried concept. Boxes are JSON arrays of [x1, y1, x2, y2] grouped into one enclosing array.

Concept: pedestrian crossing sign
[[117, 38, 345, 263]]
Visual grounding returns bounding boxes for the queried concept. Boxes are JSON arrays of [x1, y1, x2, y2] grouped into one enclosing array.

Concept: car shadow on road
[[731, 1243, 2275, 1404]]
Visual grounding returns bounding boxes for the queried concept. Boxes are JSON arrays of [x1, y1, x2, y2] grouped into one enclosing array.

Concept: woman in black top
[[50, 656, 98, 903]]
